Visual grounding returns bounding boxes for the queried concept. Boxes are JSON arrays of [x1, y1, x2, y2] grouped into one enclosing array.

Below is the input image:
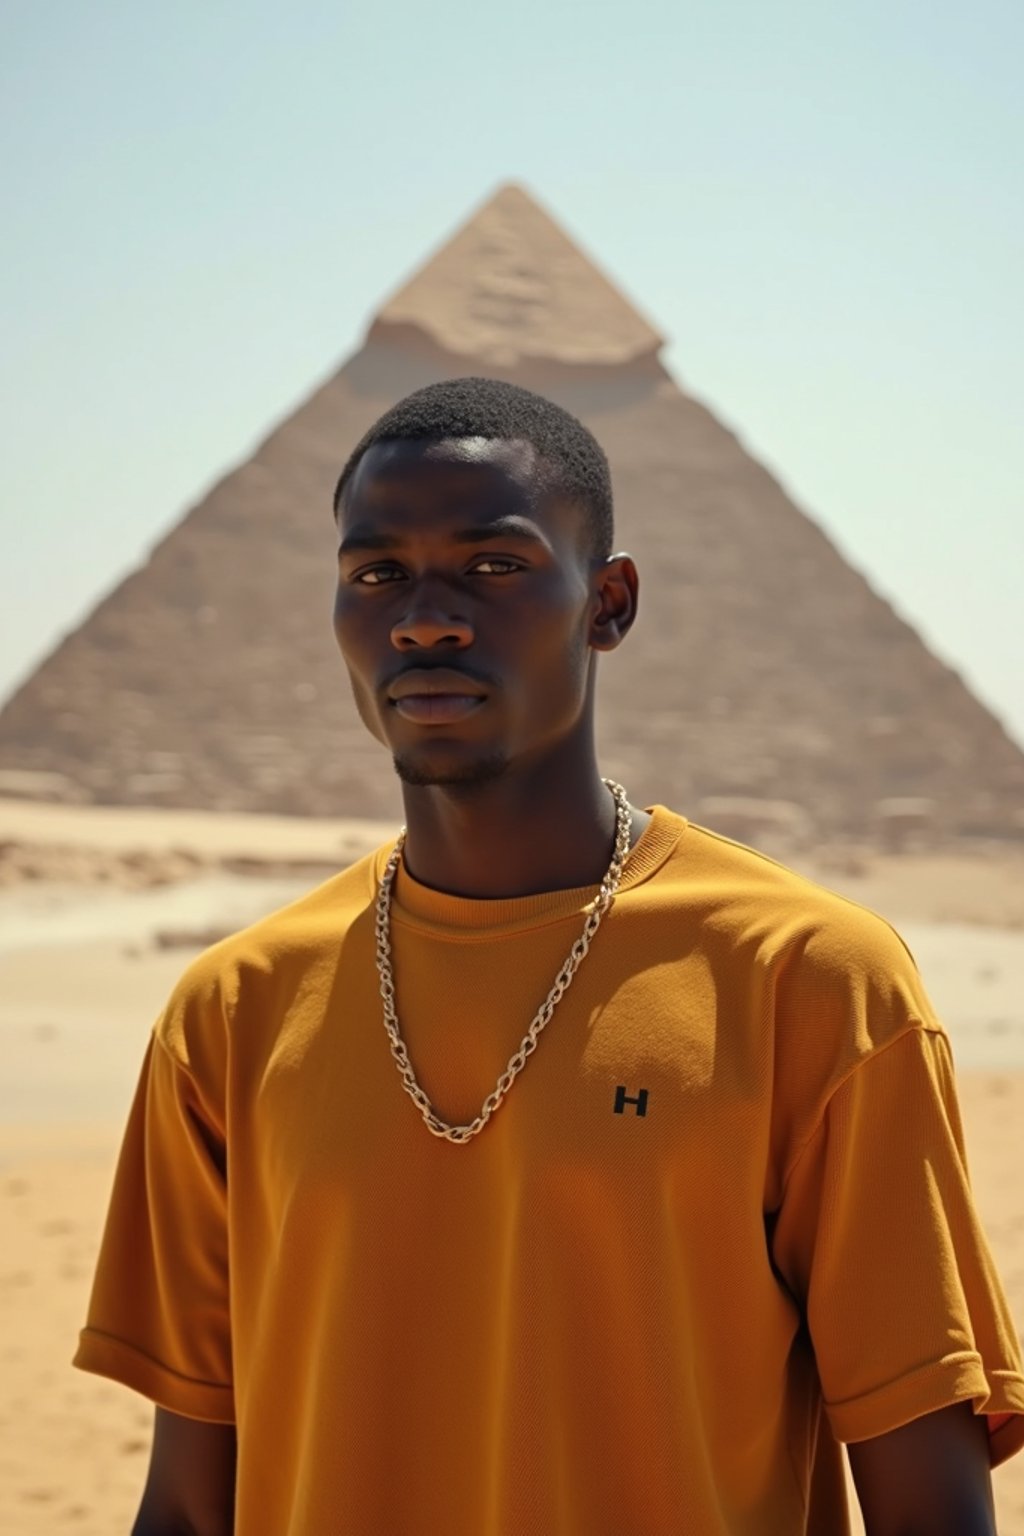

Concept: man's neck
[[397, 760, 649, 901]]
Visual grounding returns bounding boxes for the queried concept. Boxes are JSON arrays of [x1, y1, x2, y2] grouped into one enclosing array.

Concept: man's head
[[333, 376, 614, 560], [332, 377, 638, 791]]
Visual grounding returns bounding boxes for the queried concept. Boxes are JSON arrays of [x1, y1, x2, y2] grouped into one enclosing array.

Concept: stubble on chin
[[392, 751, 509, 789]]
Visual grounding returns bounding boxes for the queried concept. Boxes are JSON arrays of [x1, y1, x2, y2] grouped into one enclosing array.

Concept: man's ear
[[589, 553, 639, 653]]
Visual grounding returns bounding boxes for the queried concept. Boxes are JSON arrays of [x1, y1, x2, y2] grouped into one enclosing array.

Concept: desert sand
[[1, 799, 1023, 1533]]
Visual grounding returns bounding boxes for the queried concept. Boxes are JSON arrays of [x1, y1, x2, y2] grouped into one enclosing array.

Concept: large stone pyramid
[[3, 184, 1022, 845]]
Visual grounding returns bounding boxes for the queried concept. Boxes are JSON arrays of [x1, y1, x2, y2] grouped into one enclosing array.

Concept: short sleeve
[[771, 1024, 1024, 1467], [72, 1030, 234, 1422]]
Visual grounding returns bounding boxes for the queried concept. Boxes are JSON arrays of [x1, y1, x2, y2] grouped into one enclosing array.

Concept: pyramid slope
[[374, 184, 663, 369], [2, 187, 1022, 845]]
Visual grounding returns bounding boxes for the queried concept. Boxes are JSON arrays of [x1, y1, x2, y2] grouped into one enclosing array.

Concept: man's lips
[[392, 694, 485, 724], [387, 667, 488, 701], [386, 668, 489, 726]]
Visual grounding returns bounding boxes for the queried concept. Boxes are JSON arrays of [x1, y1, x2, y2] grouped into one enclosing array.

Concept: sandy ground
[[1, 800, 1023, 1533]]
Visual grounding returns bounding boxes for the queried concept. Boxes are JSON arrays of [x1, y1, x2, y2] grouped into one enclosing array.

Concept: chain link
[[374, 780, 633, 1143]]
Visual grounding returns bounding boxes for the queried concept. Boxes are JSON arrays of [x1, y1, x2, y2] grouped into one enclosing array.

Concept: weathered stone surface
[[1, 184, 1022, 844]]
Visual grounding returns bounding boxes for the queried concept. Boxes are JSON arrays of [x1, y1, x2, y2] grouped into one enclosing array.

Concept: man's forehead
[[423, 435, 540, 476], [350, 436, 544, 500], [341, 435, 587, 550]]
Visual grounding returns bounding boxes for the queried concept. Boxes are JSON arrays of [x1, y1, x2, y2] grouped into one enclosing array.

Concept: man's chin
[[392, 750, 508, 789]]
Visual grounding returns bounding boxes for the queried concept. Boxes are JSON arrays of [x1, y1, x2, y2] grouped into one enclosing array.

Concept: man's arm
[[847, 1400, 996, 1535], [131, 1407, 236, 1536]]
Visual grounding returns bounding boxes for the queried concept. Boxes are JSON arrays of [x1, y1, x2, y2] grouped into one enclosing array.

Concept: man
[[76, 377, 1024, 1534]]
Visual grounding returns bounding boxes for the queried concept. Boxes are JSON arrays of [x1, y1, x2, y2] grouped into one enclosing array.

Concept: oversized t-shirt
[[74, 807, 1024, 1534]]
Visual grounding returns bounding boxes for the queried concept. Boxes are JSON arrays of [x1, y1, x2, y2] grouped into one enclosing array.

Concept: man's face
[[333, 436, 618, 789]]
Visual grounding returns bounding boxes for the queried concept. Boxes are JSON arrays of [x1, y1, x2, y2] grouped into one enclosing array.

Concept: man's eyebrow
[[337, 528, 401, 556], [338, 516, 551, 557], [451, 517, 551, 548]]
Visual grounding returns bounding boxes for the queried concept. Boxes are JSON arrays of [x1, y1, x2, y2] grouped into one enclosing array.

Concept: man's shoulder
[[217, 840, 388, 964], [674, 818, 932, 1016], [155, 840, 391, 1051], [673, 821, 944, 1148], [678, 818, 901, 938]]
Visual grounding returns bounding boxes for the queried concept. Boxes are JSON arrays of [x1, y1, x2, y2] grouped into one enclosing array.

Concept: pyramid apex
[[372, 183, 663, 370], [486, 180, 533, 200]]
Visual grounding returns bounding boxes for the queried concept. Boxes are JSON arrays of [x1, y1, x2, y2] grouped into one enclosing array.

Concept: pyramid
[[2, 183, 1022, 846]]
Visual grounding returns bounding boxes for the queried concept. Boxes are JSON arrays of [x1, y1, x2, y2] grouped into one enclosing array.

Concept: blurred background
[[1, 2, 1022, 1530]]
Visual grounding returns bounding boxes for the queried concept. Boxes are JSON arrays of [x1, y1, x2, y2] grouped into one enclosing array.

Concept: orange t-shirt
[[75, 807, 1024, 1534]]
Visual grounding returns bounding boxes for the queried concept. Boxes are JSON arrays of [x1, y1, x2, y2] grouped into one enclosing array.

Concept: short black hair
[[333, 376, 614, 558]]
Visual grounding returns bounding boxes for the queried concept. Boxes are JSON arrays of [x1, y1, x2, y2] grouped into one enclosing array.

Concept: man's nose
[[390, 597, 474, 650]]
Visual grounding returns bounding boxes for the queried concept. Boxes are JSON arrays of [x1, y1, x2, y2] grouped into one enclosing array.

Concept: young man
[[76, 377, 1024, 1534]]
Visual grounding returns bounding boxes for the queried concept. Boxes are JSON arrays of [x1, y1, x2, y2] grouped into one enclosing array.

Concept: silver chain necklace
[[374, 779, 633, 1144]]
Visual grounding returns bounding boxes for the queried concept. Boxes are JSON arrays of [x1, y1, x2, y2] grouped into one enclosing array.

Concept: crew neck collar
[[378, 804, 685, 939]]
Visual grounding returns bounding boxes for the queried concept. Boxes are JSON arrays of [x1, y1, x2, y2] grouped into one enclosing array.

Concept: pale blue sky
[[2, 0, 1022, 747]]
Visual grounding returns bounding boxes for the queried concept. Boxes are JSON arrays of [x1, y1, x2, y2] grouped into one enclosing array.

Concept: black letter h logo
[[614, 1084, 649, 1117]]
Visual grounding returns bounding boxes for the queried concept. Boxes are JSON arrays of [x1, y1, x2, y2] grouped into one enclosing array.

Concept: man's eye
[[472, 558, 521, 575], [354, 566, 404, 585]]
